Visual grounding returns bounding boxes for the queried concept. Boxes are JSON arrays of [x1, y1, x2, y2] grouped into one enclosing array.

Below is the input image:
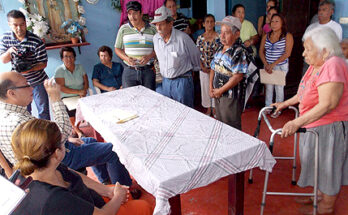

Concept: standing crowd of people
[[0, 0, 347, 214]]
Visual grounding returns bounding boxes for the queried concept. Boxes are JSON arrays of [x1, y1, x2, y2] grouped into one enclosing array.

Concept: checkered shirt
[[0, 101, 72, 165]]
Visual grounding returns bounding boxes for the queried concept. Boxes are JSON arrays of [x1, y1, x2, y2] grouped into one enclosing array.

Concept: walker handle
[[296, 128, 307, 133]]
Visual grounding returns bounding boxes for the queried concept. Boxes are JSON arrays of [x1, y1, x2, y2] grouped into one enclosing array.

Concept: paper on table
[[0, 175, 26, 215], [62, 96, 80, 111], [260, 69, 286, 86], [102, 109, 138, 124]]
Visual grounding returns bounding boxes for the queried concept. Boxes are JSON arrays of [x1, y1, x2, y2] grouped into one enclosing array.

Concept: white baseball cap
[[216, 16, 242, 30], [151, 6, 173, 24]]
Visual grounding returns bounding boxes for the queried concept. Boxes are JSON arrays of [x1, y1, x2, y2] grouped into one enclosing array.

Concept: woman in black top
[[11, 119, 152, 215]]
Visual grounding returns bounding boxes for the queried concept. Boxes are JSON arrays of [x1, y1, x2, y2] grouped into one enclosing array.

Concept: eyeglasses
[[8, 84, 32, 90], [63, 56, 75, 59]]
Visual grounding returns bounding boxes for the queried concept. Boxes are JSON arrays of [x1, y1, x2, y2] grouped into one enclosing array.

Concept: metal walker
[[248, 106, 299, 185], [251, 106, 319, 215]]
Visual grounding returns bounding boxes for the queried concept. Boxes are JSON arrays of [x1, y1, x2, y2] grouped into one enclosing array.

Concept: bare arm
[[115, 48, 136, 66], [244, 34, 259, 48], [259, 34, 267, 66], [73, 169, 114, 198], [0, 150, 13, 178], [281, 82, 344, 137], [22, 62, 47, 74], [209, 69, 215, 98], [257, 16, 264, 37], [93, 183, 128, 215], [92, 79, 116, 92], [44, 79, 73, 142], [55, 77, 86, 97], [212, 73, 244, 98], [272, 94, 300, 111], [73, 170, 128, 215], [82, 74, 89, 91], [139, 51, 156, 65], [0, 47, 17, 64], [268, 33, 294, 68]]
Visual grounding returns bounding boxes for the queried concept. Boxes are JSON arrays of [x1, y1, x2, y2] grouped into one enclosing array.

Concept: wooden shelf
[[46, 42, 91, 54]]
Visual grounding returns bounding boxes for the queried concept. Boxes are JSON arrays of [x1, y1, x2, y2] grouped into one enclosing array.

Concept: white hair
[[303, 27, 344, 59]]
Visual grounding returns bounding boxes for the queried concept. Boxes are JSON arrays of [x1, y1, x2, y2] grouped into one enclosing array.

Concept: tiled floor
[[85, 106, 348, 215]]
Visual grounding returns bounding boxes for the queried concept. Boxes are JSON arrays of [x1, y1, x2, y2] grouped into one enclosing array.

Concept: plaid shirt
[[0, 101, 72, 165]]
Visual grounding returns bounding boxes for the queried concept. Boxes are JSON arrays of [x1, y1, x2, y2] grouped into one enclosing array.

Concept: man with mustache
[[152, 6, 200, 108], [115, 1, 157, 90]]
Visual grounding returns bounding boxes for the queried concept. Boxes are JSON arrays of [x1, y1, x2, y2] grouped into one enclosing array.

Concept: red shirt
[[297, 56, 348, 128]]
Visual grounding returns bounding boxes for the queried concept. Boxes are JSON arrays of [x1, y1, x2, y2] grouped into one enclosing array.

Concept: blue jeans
[[62, 137, 132, 186], [161, 76, 194, 108], [122, 66, 155, 90], [27, 82, 50, 120]]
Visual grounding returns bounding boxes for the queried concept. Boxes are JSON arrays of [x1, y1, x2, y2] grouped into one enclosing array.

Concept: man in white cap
[[152, 6, 200, 108], [210, 16, 253, 130]]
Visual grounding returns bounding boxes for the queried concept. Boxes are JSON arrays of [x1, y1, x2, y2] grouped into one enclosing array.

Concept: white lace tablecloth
[[76, 86, 276, 215]]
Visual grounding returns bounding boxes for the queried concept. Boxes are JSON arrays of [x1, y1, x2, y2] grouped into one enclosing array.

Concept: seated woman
[[55, 47, 88, 137], [11, 119, 152, 215], [273, 27, 348, 215], [92, 46, 123, 93]]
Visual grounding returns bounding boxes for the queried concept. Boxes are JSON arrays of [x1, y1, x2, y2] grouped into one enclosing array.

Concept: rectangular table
[[76, 86, 276, 215]]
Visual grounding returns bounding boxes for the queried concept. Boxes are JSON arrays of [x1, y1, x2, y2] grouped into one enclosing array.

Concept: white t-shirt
[[303, 20, 343, 41]]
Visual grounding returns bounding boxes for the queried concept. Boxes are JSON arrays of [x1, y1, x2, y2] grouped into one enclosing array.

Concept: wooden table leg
[[228, 172, 245, 215], [169, 194, 181, 215]]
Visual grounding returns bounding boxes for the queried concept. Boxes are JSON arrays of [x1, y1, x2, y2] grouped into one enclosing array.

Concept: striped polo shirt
[[115, 22, 157, 66], [0, 31, 48, 85], [265, 34, 288, 65], [173, 13, 189, 32]]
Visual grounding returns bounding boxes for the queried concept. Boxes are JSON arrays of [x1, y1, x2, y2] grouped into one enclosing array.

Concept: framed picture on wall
[[26, 0, 84, 45]]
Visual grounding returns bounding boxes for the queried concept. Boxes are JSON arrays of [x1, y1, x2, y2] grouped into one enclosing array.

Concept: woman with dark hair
[[10, 119, 152, 215], [196, 14, 220, 116], [257, 0, 278, 36], [261, 6, 280, 37], [232, 4, 258, 56], [54, 47, 88, 137], [92, 45, 123, 93], [259, 14, 294, 117]]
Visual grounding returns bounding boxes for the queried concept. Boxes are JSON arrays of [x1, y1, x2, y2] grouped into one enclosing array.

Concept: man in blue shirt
[[0, 10, 50, 120], [152, 6, 200, 108], [92, 46, 123, 93]]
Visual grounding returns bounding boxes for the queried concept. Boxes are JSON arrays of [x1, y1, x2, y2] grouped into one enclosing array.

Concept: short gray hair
[[231, 26, 240, 34], [319, 0, 335, 11], [303, 27, 343, 60]]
